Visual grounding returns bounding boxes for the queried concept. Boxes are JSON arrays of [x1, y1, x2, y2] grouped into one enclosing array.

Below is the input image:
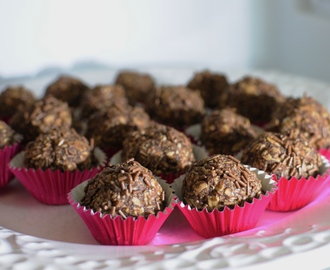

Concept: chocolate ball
[[146, 85, 206, 128], [201, 108, 258, 155], [0, 86, 35, 118], [10, 96, 72, 143], [24, 127, 94, 171], [121, 123, 195, 175], [115, 70, 155, 105], [266, 95, 330, 149], [0, 120, 20, 148], [45, 75, 90, 107], [85, 104, 150, 149], [187, 70, 229, 108], [225, 76, 285, 124], [241, 132, 322, 179], [80, 159, 165, 219], [79, 84, 128, 120], [182, 154, 262, 211]]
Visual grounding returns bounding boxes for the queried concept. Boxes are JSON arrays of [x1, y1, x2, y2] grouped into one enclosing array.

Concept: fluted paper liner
[[68, 177, 176, 245], [110, 145, 208, 184], [9, 148, 106, 205], [184, 124, 202, 145], [172, 166, 277, 238], [266, 156, 330, 212], [0, 142, 21, 187], [319, 148, 330, 161]]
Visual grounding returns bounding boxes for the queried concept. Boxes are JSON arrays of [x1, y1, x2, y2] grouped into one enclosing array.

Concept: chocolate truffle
[[80, 159, 165, 219], [79, 84, 129, 120], [10, 96, 72, 143], [182, 154, 262, 211], [85, 104, 150, 149], [0, 120, 20, 148], [225, 76, 285, 124], [145, 85, 205, 128], [24, 127, 94, 171], [44, 75, 90, 107], [115, 70, 155, 105], [241, 132, 322, 179], [121, 123, 195, 175], [187, 70, 229, 108], [265, 95, 330, 149], [201, 108, 259, 155], [0, 86, 35, 118]]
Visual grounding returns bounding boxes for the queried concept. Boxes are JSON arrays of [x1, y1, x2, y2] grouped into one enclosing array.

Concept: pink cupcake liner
[[267, 156, 330, 212], [68, 177, 176, 245], [9, 148, 107, 205], [110, 145, 208, 184], [319, 148, 330, 161], [0, 142, 21, 187], [172, 167, 277, 239]]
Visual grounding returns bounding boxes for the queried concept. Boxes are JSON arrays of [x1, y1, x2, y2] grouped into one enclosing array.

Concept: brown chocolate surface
[[85, 104, 150, 149], [45, 75, 90, 107], [10, 96, 72, 143], [0, 86, 35, 118], [266, 95, 330, 149], [201, 108, 258, 155], [146, 85, 205, 127], [121, 123, 195, 175], [187, 70, 229, 108], [0, 120, 20, 148], [24, 127, 94, 171], [182, 154, 262, 211], [115, 70, 155, 105], [225, 76, 285, 123], [80, 159, 165, 219], [241, 132, 322, 179], [79, 84, 128, 120]]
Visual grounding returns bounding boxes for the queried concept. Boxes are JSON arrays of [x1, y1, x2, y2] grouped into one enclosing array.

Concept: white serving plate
[[1, 66, 330, 270]]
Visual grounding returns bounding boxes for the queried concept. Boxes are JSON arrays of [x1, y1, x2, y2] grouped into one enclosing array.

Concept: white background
[[0, 0, 330, 83]]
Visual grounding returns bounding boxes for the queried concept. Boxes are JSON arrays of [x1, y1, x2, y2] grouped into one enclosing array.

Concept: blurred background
[[0, 0, 330, 83]]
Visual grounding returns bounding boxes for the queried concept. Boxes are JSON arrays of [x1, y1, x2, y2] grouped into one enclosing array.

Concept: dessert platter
[[1, 65, 330, 270]]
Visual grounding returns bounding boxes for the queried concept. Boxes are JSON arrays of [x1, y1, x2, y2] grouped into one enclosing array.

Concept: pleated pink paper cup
[[110, 145, 208, 184], [172, 166, 277, 239], [267, 156, 330, 212], [68, 177, 176, 245], [0, 141, 21, 187], [319, 148, 330, 161], [9, 148, 107, 205]]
